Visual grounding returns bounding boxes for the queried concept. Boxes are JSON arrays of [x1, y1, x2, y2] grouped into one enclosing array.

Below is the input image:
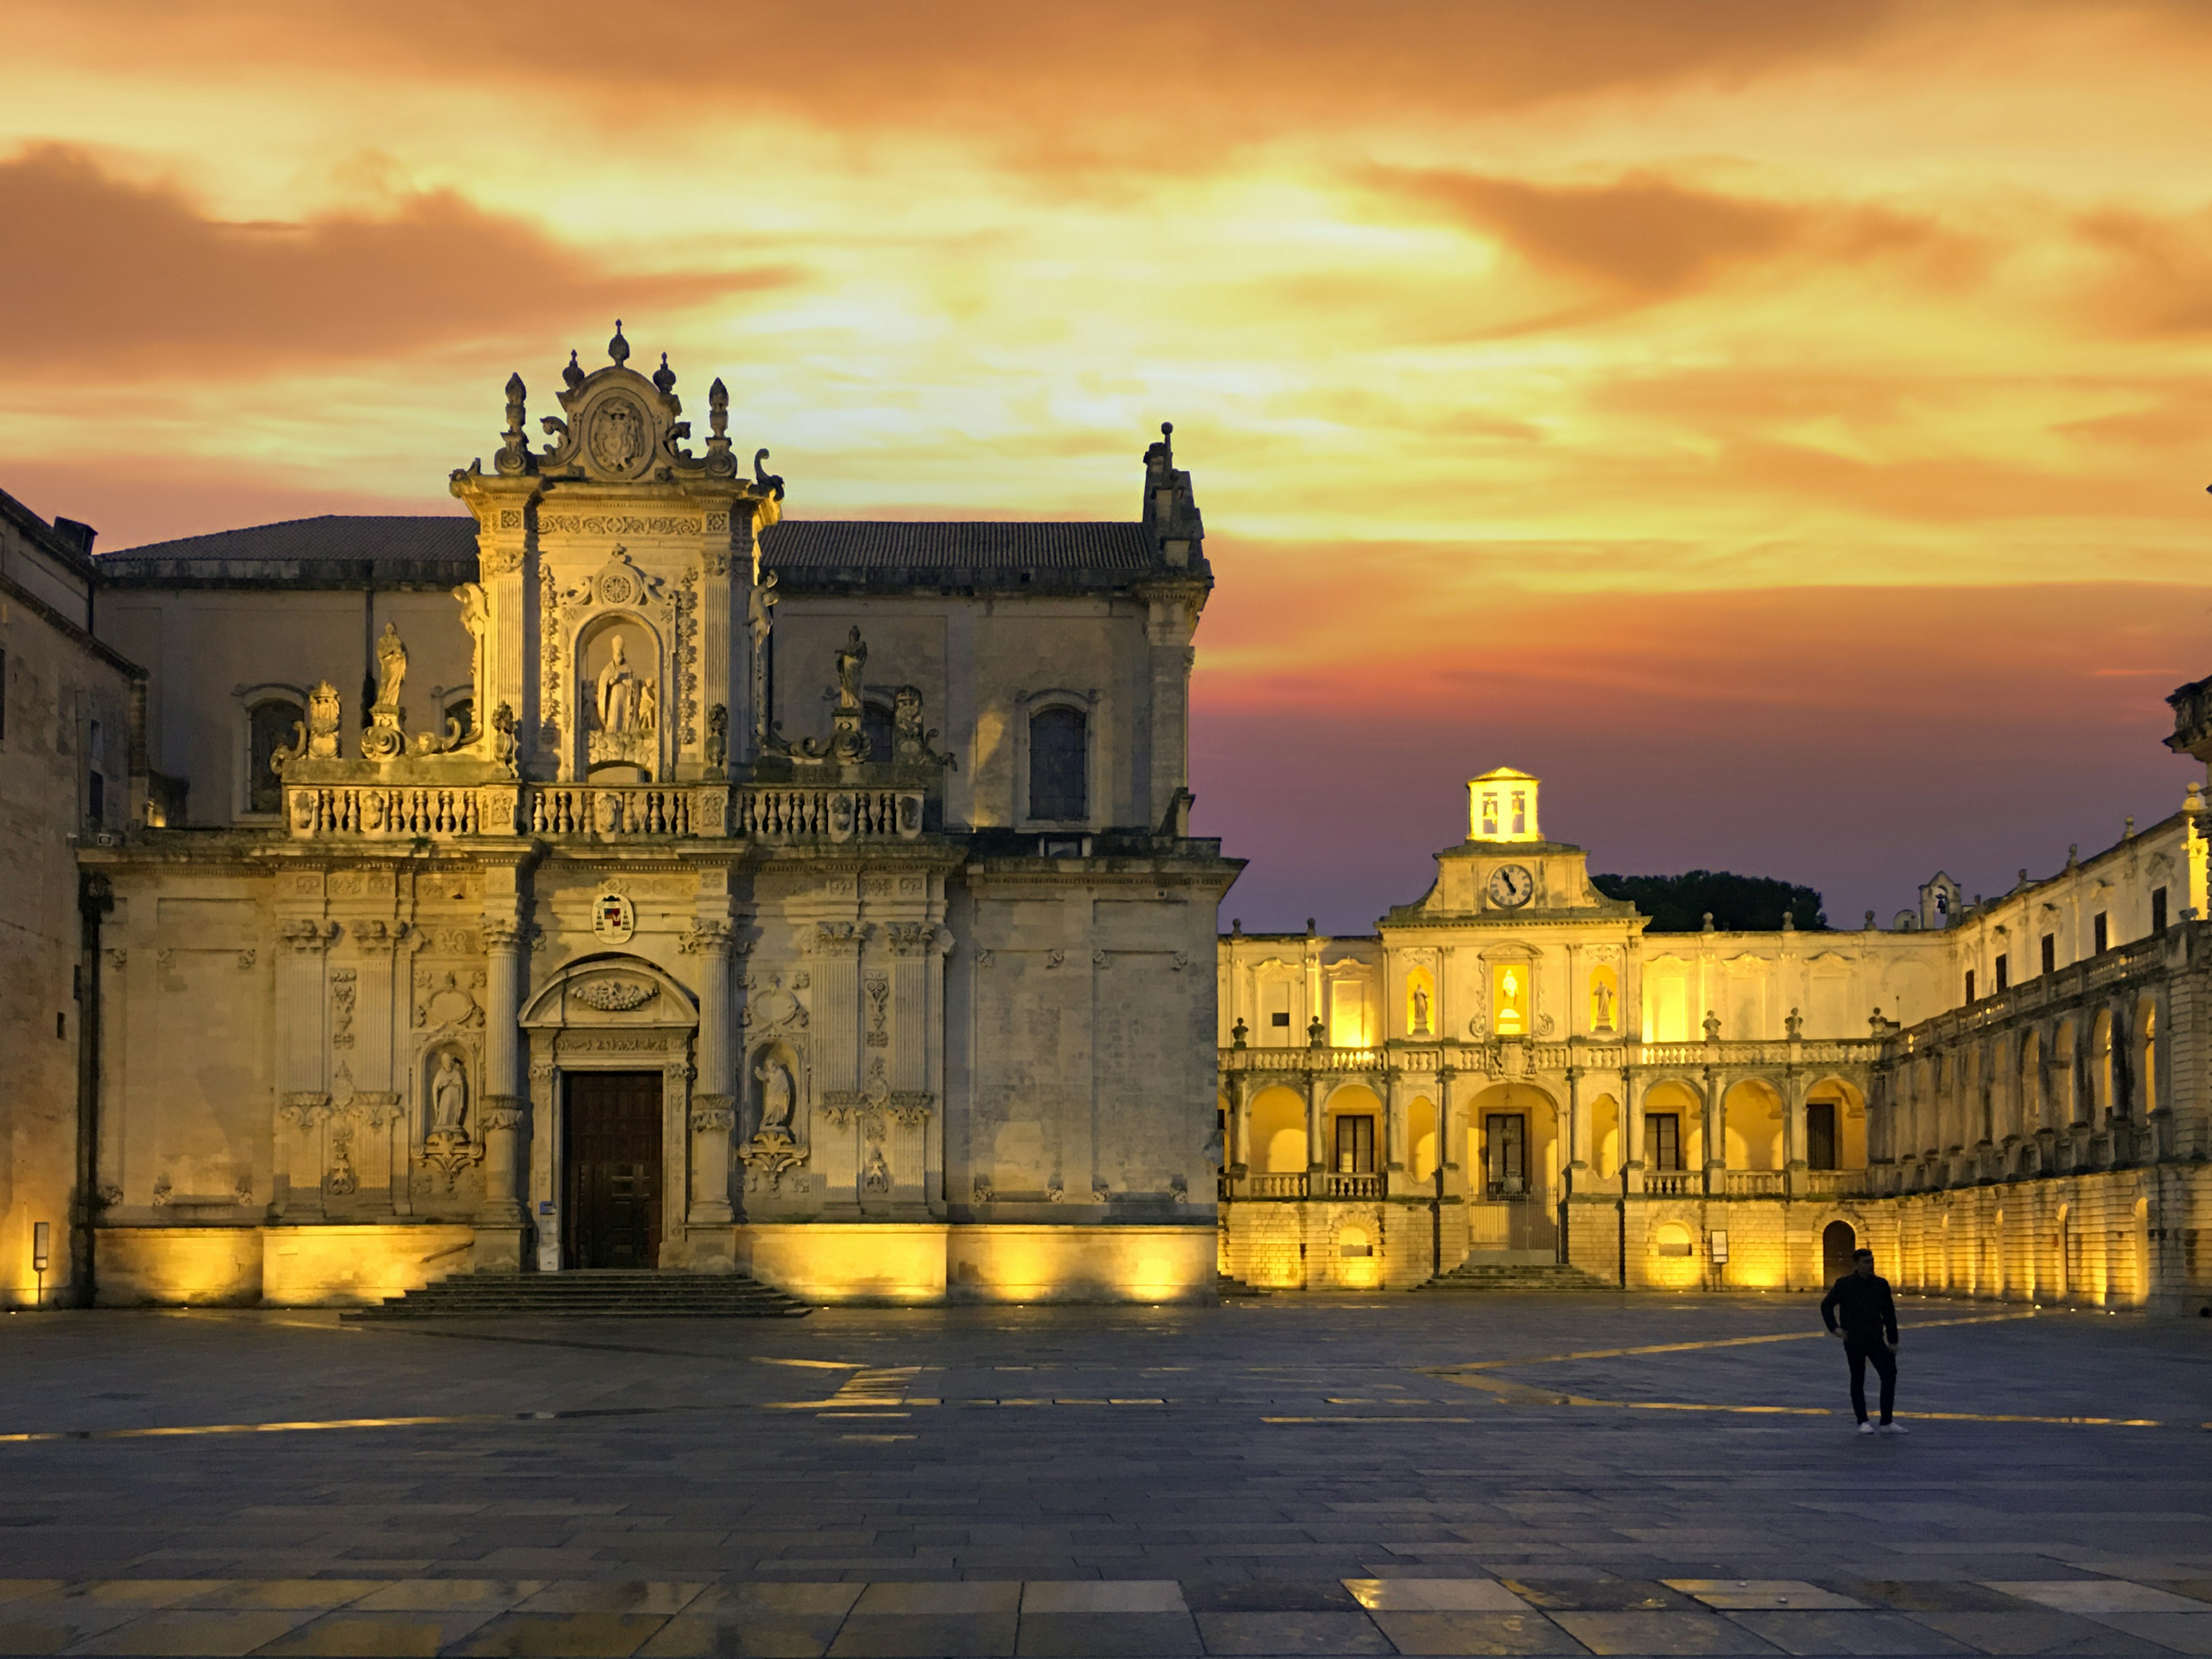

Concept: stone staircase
[[1216, 1271, 1270, 1299], [341, 1270, 812, 1321], [1421, 1259, 1611, 1292]]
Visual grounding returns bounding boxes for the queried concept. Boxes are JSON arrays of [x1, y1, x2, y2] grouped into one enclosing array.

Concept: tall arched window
[[1028, 706, 1087, 821], [248, 698, 304, 815]]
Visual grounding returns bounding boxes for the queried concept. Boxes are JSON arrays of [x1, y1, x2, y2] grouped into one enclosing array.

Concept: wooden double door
[[563, 1071, 664, 1269]]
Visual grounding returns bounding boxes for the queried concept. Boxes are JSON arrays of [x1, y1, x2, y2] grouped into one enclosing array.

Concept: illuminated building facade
[[1217, 767, 2212, 1310], [0, 332, 1234, 1308]]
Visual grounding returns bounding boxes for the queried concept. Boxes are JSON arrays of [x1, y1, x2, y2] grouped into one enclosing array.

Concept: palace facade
[[0, 330, 1234, 1308], [1216, 767, 2212, 1312]]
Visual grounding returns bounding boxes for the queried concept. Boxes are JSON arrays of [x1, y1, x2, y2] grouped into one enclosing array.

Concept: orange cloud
[[0, 145, 801, 377]]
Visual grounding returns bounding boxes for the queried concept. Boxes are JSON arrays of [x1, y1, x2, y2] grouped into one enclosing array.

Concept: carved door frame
[[520, 957, 698, 1269]]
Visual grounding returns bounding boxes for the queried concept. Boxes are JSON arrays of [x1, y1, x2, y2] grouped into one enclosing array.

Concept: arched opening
[[1465, 1081, 1559, 1252], [2090, 1009, 2114, 1117], [1723, 1078, 1783, 1173], [1027, 705, 1087, 821], [1407, 1094, 1438, 1182], [1641, 1081, 1702, 1185], [1821, 1219, 1858, 1284], [1324, 1082, 1382, 1184], [247, 696, 304, 815], [1489, 959, 1532, 1037], [2017, 1028, 2043, 1137], [2134, 998, 2158, 1117], [1588, 1092, 1622, 1181], [1248, 1085, 1306, 1175]]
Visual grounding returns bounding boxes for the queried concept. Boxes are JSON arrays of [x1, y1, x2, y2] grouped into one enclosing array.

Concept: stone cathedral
[[27, 329, 1236, 1306]]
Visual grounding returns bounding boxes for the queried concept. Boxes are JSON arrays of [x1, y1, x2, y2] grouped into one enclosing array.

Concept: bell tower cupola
[[1468, 767, 1541, 843]]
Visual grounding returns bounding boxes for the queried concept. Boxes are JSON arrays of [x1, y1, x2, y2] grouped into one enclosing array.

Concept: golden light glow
[[1492, 964, 1528, 1037]]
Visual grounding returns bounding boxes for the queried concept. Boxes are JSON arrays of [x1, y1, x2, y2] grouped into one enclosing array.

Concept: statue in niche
[[1592, 978, 1616, 1030], [1411, 983, 1431, 1035], [598, 634, 643, 734], [431, 1052, 469, 1134], [746, 571, 779, 648], [755, 1056, 795, 1142]]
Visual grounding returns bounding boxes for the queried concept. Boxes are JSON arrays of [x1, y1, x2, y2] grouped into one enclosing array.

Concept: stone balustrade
[[1222, 1036, 1880, 1075], [279, 781, 926, 844]]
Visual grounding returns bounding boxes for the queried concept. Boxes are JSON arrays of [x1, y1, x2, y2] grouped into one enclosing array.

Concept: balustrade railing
[[1643, 1171, 1695, 1197], [1245, 1172, 1309, 1199], [1221, 1037, 1879, 1075], [1800, 1168, 1868, 1196], [1317, 1172, 1384, 1199], [280, 780, 926, 844], [1725, 1170, 1786, 1197]]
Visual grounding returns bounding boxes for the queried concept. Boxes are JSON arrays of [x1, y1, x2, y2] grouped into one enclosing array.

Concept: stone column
[[1305, 1072, 1328, 1180], [684, 922, 736, 1228], [1622, 1067, 1646, 1194], [1783, 1070, 1809, 1197], [1565, 1056, 1589, 1191], [1382, 1068, 1408, 1184], [1225, 1073, 1248, 1181], [475, 916, 529, 1264], [1703, 1068, 1728, 1196]]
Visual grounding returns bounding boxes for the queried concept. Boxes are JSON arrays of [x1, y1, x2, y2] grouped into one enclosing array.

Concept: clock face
[[1487, 863, 1535, 909]]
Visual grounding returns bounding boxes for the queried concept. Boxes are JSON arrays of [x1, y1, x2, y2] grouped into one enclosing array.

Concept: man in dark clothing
[[1821, 1247, 1906, 1435]]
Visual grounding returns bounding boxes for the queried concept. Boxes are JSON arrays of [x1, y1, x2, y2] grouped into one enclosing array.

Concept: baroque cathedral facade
[[0, 329, 2205, 1312], [1, 329, 1233, 1306]]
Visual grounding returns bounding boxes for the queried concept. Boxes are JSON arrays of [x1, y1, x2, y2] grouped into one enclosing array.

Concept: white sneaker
[[1880, 1421, 1909, 1435], [1857, 1421, 1876, 1435]]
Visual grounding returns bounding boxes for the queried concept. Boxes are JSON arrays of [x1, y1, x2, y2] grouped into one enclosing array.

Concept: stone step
[[342, 1271, 812, 1321], [1421, 1262, 1611, 1291], [1215, 1272, 1269, 1299]]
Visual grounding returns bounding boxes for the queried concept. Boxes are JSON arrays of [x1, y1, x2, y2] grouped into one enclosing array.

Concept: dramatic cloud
[[0, 145, 799, 376]]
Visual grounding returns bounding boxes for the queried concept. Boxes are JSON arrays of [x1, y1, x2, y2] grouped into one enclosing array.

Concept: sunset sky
[[8, 2, 2212, 931]]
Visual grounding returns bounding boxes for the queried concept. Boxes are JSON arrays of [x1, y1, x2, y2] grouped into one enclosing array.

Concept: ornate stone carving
[[975, 949, 994, 969], [236, 949, 257, 970], [888, 1091, 934, 1124], [972, 1175, 994, 1203], [862, 1142, 891, 1195], [330, 969, 356, 1048], [892, 684, 956, 771], [1093, 949, 1109, 969], [151, 1174, 172, 1207], [705, 704, 728, 773], [278, 1092, 329, 1128], [680, 922, 734, 955], [677, 569, 699, 745], [1046, 1179, 1065, 1202], [353, 920, 408, 955], [884, 923, 933, 957], [861, 1056, 891, 1109], [865, 975, 889, 1047], [105, 948, 126, 969], [572, 978, 656, 1012], [691, 1106, 737, 1133], [1046, 949, 1065, 970], [279, 919, 338, 953], [812, 921, 861, 955], [540, 514, 702, 535]]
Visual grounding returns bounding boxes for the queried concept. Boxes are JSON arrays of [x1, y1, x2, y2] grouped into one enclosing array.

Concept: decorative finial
[[753, 447, 785, 500], [563, 349, 585, 391], [608, 320, 629, 368], [653, 351, 676, 396], [495, 374, 530, 475], [709, 377, 729, 440], [2125, 815, 2136, 838]]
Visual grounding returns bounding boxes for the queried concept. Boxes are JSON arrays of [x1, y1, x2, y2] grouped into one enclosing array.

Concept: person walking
[[1821, 1247, 1906, 1435]]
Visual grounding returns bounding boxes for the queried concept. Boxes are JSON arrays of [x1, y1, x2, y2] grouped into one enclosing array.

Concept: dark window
[[1995, 955, 2009, 994], [1334, 1115, 1376, 1175], [1806, 1100, 1838, 1170], [1028, 706, 1087, 821], [1484, 1112, 1527, 1195], [2152, 887, 2168, 935], [2093, 911, 2109, 954], [2041, 933, 2056, 975], [861, 700, 893, 762], [1649, 1112, 1681, 1172], [1964, 969, 1976, 1003], [1269, 1011, 1291, 1027], [87, 718, 104, 825], [248, 700, 304, 815]]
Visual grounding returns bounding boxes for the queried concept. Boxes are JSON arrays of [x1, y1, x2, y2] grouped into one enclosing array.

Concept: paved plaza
[[1, 1292, 2209, 1656]]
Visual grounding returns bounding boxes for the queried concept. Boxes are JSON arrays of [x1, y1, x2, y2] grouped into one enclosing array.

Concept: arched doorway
[[1465, 1081, 1560, 1253], [1821, 1219, 1857, 1284]]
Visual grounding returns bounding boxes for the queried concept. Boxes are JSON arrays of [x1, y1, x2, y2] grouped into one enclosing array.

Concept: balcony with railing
[[1221, 1036, 1880, 1078], [282, 781, 926, 844]]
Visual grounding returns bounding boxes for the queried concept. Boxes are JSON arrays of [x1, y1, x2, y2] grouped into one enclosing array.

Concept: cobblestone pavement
[[1, 1292, 2208, 1655]]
